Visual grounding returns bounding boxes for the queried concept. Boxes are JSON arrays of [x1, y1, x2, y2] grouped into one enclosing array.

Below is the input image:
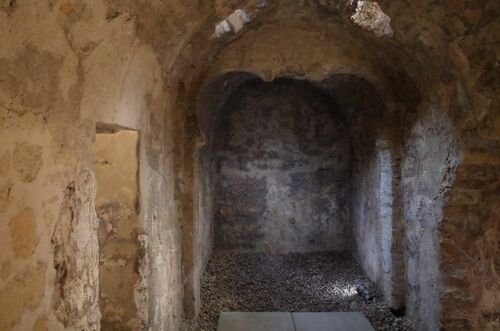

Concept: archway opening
[[183, 73, 408, 330]]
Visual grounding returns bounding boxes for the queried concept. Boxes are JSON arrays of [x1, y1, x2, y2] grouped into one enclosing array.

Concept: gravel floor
[[182, 252, 414, 331]]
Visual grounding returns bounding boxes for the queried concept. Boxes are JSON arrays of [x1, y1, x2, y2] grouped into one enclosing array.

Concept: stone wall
[[316, 74, 406, 312], [191, 144, 215, 316], [0, 1, 183, 330], [440, 98, 500, 329], [351, 134, 383, 287], [351, 132, 406, 312], [0, 0, 498, 330], [402, 106, 461, 331], [213, 79, 351, 253]]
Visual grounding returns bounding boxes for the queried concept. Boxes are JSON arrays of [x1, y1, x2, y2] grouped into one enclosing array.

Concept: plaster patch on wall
[[13, 143, 43, 183], [32, 316, 49, 331], [0, 262, 46, 330], [0, 43, 62, 115], [9, 207, 39, 259]]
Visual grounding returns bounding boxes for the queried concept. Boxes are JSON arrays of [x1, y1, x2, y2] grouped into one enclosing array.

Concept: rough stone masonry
[[0, 1, 498, 331], [213, 79, 351, 253]]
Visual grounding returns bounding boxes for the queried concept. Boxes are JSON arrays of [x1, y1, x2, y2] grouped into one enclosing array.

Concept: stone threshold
[[217, 311, 375, 331]]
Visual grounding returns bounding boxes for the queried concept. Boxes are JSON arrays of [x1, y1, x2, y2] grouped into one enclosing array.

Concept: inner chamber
[[189, 74, 407, 329], [213, 78, 350, 253]]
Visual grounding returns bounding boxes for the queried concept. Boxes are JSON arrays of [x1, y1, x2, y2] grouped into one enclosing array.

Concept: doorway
[[94, 125, 141, 330]]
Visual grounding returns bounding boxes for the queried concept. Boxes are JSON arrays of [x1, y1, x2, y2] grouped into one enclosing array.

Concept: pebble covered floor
[[182, 252, 414, 331]]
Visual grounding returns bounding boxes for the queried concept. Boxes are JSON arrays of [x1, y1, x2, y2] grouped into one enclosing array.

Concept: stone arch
[[173, 10, 495, 330], [180, 67, 413, 316]]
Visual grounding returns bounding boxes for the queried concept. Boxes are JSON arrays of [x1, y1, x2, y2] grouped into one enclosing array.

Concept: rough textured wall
[[181, 72, 256, 318], [86, 0, 499, 327], [402, 106, 460, 331], [0, 0, 497, 329], [441, 123, 500, 330], [381, 143, 406, 312], [0, 1, 182, 330], [440, 95, 500, 329], [381, 1, 500, 329], [197, 146, 215, 274], [179, 0, 499, 327], [94, 130, 141, 330], [190, 144, 215, 317], [351, 135, 382, 285], [213, 79, 350, 253], [351, 137, 406, 312], [317, 74, 407, 312], [194, 74, 258, 274]]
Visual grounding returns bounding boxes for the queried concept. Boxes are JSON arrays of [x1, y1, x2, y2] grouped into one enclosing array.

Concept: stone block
[[292, 312, 375, 331], [9, 207, 39, 259], [217, 312, 294, 331]]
